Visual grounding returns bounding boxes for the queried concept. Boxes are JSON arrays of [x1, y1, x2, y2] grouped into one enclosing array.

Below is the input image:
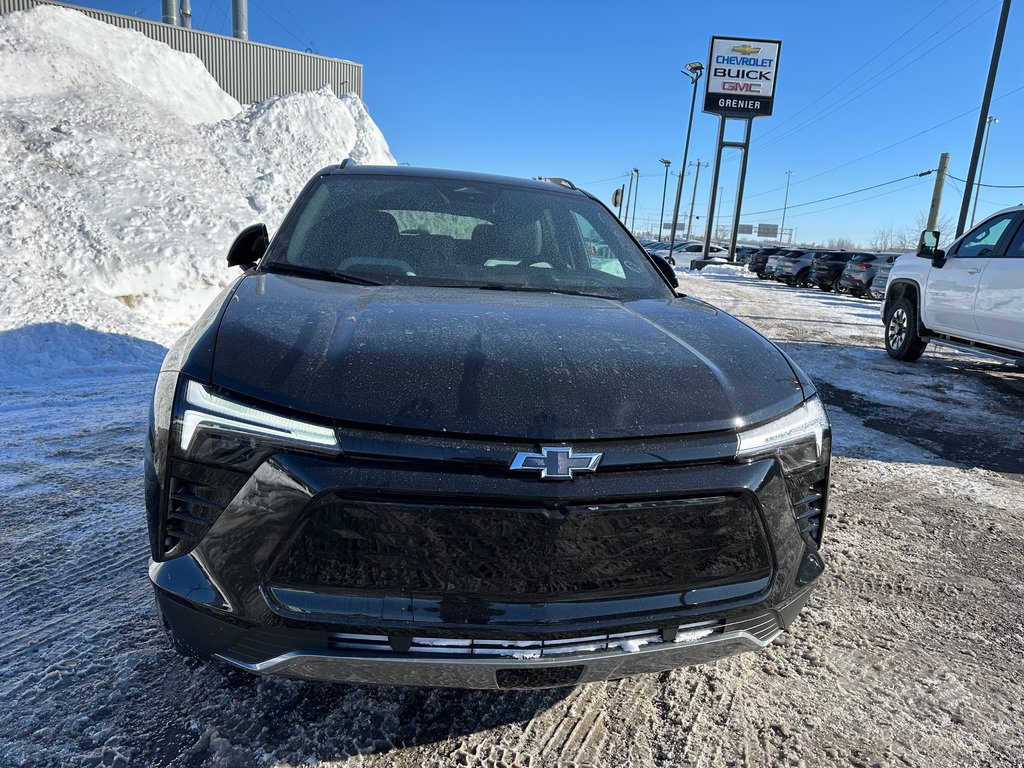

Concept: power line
[[249, 0, 313, 50], [742, 171, 934, 218], [947, 174, 1024, 189], [780, 178, 933, 221], [718, 82, 1024, 208], [752, 1, 1000, 154], [752, 0, 960, 145]]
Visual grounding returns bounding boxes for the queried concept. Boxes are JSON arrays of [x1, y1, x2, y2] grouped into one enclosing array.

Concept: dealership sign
[[704, 36, 781, 118]]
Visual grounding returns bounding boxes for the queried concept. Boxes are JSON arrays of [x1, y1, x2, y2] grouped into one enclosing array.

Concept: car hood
[[210, 273, 806, 440]]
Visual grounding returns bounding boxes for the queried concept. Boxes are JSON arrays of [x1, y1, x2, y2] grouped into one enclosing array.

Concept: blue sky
[[83, 0, 1022, 244]]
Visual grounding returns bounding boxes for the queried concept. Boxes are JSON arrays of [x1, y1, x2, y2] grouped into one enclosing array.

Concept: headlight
[[736, 397, 830, 473], [178, 379, 340, 454]]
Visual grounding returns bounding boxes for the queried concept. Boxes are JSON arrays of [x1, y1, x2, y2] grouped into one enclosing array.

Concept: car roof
[[320, 163, 589, 197]]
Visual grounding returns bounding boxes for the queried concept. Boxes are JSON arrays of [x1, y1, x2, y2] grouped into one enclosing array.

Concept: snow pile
[[0, 5, 394, 380]]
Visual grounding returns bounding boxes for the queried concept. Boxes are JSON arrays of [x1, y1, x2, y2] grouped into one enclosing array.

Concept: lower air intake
[[496, 666, 583, 689]]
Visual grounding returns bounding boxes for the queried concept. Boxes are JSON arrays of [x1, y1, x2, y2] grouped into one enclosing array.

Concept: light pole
[[623, 169, 635, 226], [970, 116, 998, 227], [630, 168, 640, 232], [667, 61, 704, 261], [686, 159, 708, 240], [658, 159, 671, 242], [778, 170, 793, 245]]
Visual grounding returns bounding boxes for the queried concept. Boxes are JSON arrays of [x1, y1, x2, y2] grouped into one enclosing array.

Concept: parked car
[[773, 249, 816, 286], [839, 253, 899, 297], [809, 251, 870, 291], [146, 162, 831, 689], [733, 246, 759, 264], [883, 209, 1024, 364], [764, 249, 798, 280], [746, 247, 782, 278], [869, 256, 899, 300]]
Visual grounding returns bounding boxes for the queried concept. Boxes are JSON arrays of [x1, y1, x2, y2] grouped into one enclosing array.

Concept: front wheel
[[885, 297, 928, 362]]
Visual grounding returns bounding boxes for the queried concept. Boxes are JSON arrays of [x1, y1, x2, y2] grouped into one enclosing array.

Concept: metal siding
[[0, 0, 364, 102]]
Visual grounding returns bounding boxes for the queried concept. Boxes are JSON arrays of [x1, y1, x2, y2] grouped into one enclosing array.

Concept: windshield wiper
[[262, 262, 382, 286], [477, 284, 615, 300]]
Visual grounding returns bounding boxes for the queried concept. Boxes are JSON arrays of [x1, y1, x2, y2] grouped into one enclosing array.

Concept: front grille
[[161, 459, 248, 558], [327, 619, 724, 659], [273, 494, 772, 599]]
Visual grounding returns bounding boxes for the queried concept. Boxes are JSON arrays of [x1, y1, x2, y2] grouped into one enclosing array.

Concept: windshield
[[263, 175, 671, 301]]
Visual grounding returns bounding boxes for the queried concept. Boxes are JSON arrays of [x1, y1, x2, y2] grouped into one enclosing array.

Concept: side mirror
[[917, 229, 941, 257], [227, 223, 269, 270], [651, 253, 679, 288], [612, 187, 624, 208]]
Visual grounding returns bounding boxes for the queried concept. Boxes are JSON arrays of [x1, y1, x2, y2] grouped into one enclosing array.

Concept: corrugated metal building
[[0, 0, 363, 103]]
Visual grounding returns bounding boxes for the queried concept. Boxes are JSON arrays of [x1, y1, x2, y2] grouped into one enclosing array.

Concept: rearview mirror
[[917, 229, 941, 257], [650, 253, 679, 289], [227, 223, 269, 270]]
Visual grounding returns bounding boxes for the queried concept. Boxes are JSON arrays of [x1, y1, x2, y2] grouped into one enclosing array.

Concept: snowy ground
[[3, 267, 1023, 768]]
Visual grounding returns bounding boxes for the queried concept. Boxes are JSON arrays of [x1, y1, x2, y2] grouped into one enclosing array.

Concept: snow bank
[[0, 5, 394, 380], [0, 5, 239, 124]]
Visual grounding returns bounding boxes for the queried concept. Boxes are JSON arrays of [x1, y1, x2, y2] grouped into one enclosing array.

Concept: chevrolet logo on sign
[[732, 44, 761, 55]]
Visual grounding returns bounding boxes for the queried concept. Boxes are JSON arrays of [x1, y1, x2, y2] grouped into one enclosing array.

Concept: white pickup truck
[[882, 205, 1024, 365]]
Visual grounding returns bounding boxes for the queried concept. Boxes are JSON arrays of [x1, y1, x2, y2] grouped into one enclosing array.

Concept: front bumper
[[150, 435, 827, 688], [156, 585, 814, 689]]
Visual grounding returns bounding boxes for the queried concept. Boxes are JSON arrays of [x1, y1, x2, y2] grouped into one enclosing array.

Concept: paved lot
[[2, 268, 1022, 767]]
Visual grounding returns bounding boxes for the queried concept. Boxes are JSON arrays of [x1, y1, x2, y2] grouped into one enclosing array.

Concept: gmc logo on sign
[[722, 81, 763, 93]]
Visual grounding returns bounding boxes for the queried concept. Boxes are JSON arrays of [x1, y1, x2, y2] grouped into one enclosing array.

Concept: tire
[[885, 297, 928, 362], [818, 281, 832, 292], [796, 269, 810, 287], [833, 277, 848, 294]]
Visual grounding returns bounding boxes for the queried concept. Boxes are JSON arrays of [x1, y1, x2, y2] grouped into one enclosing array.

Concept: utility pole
[[623, 170, 635, 228], [956, 0, 1011, 237], [658, 159, 671, 241], [971, 117, 998, 227], [685, 160, 708, 240], [779, 170, 793, 245], [927, 152, 950, 232], [630, 168, 640, 232]]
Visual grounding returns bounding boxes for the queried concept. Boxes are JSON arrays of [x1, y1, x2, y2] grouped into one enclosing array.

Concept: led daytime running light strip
[[179, 380, 339, 453], [736, 397, 828, 460]]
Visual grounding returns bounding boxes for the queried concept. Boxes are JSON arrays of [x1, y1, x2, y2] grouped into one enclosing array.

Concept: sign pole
[[699, 35, 782, 262], [701, 119, 727, 260], [727, 119, 752, 261]]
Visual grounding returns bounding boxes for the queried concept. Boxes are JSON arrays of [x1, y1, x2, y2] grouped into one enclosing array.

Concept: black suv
[[746, 247, 783, 278], [808, 251, 870, 291], [146, 163, 830, 690]]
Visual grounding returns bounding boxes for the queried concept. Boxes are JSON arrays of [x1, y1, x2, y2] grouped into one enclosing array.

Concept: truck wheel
[[885, 297, 928, 362]]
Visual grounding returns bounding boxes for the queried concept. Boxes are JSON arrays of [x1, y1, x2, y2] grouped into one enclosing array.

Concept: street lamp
[[667, 61, 704, 260], [779, 170, 793, 245], [623, 169, 635, 225], [970, 116, 998, 227], [658, 159, 671, 241], [630, 168, 640, 232]]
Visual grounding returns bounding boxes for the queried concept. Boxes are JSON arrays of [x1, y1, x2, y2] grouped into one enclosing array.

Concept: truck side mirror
[[917, 229, 941, 257], [227, 224, 269, 270], [916, 229, 945, 267]]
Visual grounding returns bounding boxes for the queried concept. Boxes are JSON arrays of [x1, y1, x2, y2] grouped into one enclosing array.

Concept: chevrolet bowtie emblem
[[510, 446, 603, 481], [732, 44, 761, 55]]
